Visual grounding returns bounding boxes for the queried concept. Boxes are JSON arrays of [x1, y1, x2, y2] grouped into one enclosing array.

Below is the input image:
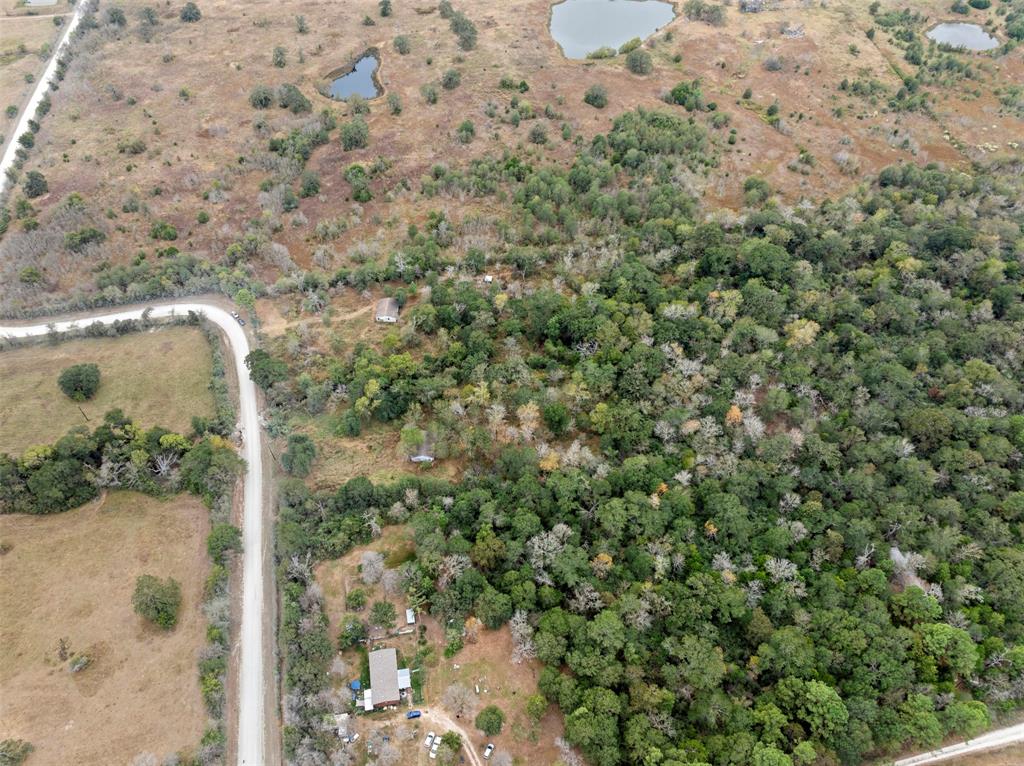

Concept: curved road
[[0, 301, 270, 766], [892, 723, 1024, 765]]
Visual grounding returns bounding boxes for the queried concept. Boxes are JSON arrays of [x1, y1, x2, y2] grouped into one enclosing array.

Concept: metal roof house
[[375, 298, 400, 323], [366, 647, 411, 708]]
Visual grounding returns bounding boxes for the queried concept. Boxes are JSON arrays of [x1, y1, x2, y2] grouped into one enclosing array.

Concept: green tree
[[442, 69, 461, 90], [0, 739, 34, 766], [370, 600, 397, 629], [23, 170, 48, 198], [338, 614, 367, 647], [346, 588, 367, 611], [57, 363, 100, 401], [625, 48, 653, 75], [282, 434, 316, 477], [207, 523, 241, 564], [244, 349, 288, 389], [583, 84, 608, 108], [475, 704, 505, 735], [526, 693, 548, 723], [179, 2, 201, 22], [341, 117, 369, 150], [132, 574, 182, 629]]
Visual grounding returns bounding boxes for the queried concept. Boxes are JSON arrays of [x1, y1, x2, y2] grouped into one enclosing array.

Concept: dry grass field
[[2, 0, 1020, 312], [0, 13, 66, 148], [0, 324, 215, 455], [0, 491, 210, 765]]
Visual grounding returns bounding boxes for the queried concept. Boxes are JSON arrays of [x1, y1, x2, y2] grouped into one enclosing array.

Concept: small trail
[[3, 12, 73, 20]]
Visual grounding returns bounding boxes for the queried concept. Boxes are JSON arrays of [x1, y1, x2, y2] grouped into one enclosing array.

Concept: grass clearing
[[0, 325, 215, 455], [0, 491, 210, 765]]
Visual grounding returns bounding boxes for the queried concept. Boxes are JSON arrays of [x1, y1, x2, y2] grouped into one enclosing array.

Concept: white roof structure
[[375, 298, 400, 323], [363, 689, 374, 711], [406, 608, 416, 625], [397, 668, 412, 690], [368, 648, 400, 706]]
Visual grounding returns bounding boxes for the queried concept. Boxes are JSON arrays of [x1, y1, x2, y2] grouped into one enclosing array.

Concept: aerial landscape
[[0, 0, 1023, 765]]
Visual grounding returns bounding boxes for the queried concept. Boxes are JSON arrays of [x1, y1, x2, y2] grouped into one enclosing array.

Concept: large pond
[[550, 0, 676, 60], [925, 22, 999, 51], [327, 54, 381, 100]]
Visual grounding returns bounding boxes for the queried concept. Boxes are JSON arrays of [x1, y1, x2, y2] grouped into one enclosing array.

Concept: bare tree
[[380, 568, 403, 596], [361, 551, 385, 585], [510, 609, 536, 663], [442, 683, 475, 718]]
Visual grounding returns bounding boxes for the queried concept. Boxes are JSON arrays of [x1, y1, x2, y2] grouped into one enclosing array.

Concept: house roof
[[368, 647, 400, 704], [375, 297, 400, 319], [397, 668, 412, 689]]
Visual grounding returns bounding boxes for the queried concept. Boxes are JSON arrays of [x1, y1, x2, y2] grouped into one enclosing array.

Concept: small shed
[[362, 689, 374, 711], [408, 433, 435, 464], [397, 668, 412, 690], [406, 608, 416, 625], [375, 298, 400, 323]]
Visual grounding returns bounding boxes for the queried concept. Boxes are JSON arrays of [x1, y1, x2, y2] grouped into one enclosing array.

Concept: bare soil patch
[[0, 491, 210, 765]]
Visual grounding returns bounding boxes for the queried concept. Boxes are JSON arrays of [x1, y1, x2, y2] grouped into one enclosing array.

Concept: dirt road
[[419, 709, 486, 766], [0, 300, 274, 766], [0, 0, 86, 193], [892, 723, 1024, 766]]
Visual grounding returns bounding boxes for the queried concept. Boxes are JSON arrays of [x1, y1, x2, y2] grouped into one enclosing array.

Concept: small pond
[[550, 0, 676, 60], [925, 22, 999, 51], [327, 54, 381, 100]]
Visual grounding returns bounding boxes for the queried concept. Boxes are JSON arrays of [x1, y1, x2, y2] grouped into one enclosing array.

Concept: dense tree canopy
[[272, 110, 1024, 766]]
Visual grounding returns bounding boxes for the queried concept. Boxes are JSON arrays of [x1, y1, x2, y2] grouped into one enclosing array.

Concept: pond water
[[925, 22, 999, 51], [550, 0, 676, 60], [327, 55, 381, 100]]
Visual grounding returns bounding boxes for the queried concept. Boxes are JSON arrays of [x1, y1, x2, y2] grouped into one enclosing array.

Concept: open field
[[2, 0, 1020, 312], [0, 490, 210, 765], [0, 324, 215, 455]]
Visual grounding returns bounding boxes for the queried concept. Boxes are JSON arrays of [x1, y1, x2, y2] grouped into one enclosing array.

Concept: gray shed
[[368, 648, 401, 707], [375, 298, 400, 323]]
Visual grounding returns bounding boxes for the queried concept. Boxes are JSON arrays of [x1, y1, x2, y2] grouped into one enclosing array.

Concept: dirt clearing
[[0, 490, 210, 765]]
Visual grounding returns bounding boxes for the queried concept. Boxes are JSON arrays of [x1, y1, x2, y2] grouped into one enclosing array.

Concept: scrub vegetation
[[1, 1, 1023, 765]]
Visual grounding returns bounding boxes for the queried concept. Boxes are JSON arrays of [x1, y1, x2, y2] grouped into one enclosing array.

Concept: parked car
[[430, 739, 441, 759], [483, 744, 495, 760], [407, 710, 422, 719], [424, 732, 435, 749]]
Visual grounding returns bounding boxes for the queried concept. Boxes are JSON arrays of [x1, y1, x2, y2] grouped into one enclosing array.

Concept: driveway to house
[[418, 708, 486, 766], [892, 723, 1024, 765], [0, 300, 275, 766]]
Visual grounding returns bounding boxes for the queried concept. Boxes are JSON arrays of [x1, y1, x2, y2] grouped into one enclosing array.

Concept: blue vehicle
[[406, 710, 422, 719]]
